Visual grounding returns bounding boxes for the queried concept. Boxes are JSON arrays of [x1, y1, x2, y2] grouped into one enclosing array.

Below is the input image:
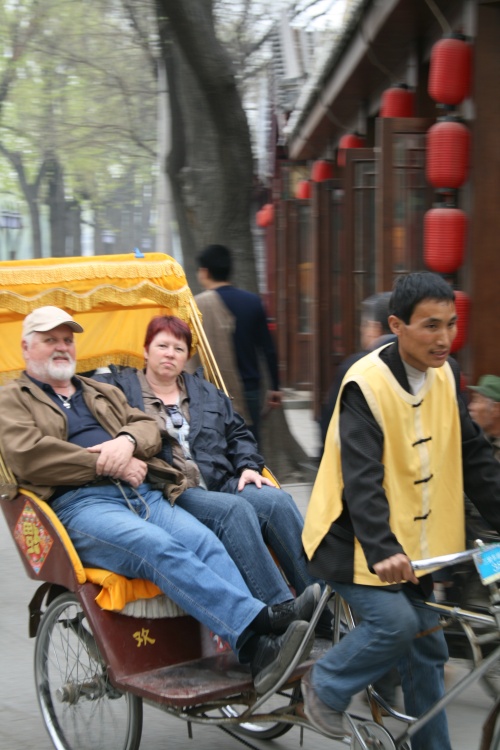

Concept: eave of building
[[286, 0, 466, 161]]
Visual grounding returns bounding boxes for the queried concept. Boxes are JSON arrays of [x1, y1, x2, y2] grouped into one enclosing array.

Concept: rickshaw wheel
[[219, 684, 300, 739], [34, 592, 143, 750], [482, 655, 500, 700]]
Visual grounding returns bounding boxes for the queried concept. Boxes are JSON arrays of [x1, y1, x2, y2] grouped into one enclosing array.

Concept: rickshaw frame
[[2, 252, 500, 750], [0, 252, 321, 750]]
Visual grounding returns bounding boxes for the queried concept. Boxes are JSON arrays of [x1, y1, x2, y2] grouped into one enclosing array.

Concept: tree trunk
[[155, 0, 257, 293], [25, 189, 43, 259], [66, 201, 82, 256], [154, 0, 313, 481], [260, 407, 317, 484], [0, 145, 47, 259], [47, 157, 66, 257]]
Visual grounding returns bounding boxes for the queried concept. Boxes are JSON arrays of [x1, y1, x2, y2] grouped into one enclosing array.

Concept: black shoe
[[268, 583, 321, 635], [315, 611, 334, 640], [251, 620, 314, 694]]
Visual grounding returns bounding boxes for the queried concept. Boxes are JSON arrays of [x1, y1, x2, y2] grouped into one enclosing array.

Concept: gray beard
[[29, 357, 76, 382]]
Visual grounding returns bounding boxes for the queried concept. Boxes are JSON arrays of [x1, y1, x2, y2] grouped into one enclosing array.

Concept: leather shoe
[[301, 668, 350, 738], [251, 620, 314, 694], [268, 583, 321, 635]]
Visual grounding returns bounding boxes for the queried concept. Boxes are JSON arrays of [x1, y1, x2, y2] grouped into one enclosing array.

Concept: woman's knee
[[244, 485, 302, 522], [224, 497, 259, 529]]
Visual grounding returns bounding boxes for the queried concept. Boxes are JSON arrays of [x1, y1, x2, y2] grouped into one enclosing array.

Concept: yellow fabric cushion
[[84, 568, 163, 611]]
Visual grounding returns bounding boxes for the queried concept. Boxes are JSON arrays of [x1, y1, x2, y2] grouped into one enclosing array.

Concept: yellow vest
[[303, 348, 465, 585]]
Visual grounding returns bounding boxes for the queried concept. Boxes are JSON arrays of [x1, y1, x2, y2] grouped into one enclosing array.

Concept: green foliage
[[0, 0, 158, 213]]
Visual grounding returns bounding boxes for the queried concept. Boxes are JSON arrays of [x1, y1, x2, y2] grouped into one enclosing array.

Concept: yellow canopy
[[0, 252, 208, 384]]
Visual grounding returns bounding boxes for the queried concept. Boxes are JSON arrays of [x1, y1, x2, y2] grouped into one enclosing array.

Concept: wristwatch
[[122, 433, 137, 448]]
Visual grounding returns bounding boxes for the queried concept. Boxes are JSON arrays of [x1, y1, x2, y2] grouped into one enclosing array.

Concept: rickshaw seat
[[19, 490, 186, 617], [0, 252, 275, 619]]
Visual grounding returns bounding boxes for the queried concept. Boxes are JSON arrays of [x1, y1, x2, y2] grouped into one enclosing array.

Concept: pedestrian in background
[[320, 292, 393, 450], [187, 244, 281, 447], [468, 374, 500, 460]]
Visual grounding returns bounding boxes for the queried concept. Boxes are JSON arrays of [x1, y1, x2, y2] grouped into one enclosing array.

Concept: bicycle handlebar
[[412, 542, 499, 572]]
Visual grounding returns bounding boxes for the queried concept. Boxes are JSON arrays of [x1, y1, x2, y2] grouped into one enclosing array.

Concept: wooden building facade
[[262, 0, 500, 418]]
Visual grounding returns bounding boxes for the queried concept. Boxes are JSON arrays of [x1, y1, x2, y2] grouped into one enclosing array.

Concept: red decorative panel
[[14, 501, 53, 575]]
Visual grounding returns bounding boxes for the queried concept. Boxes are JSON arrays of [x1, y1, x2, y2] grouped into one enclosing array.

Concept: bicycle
[[302, 542, 500, 749]]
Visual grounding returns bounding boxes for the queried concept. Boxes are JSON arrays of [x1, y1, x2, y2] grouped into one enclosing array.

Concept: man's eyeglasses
[[165, 405, 184, 429]]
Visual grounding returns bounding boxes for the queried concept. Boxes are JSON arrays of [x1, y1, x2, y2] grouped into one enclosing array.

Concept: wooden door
[[375, 117, 435, 290]]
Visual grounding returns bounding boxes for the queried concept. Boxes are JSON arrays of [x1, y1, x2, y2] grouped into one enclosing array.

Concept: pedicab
[[0, 252, 331, 750]]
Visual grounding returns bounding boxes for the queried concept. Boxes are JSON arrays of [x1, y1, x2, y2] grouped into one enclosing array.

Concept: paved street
[[0, 408, 496, 749]]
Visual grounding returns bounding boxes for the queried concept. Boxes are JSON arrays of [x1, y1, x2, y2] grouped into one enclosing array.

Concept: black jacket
[[94, 366, 264, 494]]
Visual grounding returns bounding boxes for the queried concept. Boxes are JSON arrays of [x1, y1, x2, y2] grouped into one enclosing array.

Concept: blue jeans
[[311, 582, 451, 750], [51, 482, 265, 656], [176, 484, 315, 604]]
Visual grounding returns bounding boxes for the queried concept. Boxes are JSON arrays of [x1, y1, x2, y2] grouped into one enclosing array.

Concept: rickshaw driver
[[301, 273, 500, 748], [0, 306, 318, 695]]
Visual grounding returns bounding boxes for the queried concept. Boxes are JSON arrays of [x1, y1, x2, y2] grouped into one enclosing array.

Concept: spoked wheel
[[481, 653, 500, 700], [34, 592, 142, 750], [219, 684, 300, 739], [447, 630, 500, 700], [351, 720, 396, 749]]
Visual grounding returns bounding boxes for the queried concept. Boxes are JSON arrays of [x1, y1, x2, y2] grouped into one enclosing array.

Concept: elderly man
[[468, 374, 500, 460], [0, 305, 318, 695]]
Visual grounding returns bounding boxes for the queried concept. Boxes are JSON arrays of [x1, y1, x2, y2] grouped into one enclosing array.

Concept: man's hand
[[267, 390, 282, 409], [119, 457, 148, 488], [237, 468, 274, 492], [373, 553, 418, 585], [88, 435, 135, 479]]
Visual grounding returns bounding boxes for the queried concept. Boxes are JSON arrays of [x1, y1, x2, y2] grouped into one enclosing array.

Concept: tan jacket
[[0, 373, 162, 500], [185, 289, 250, 423]]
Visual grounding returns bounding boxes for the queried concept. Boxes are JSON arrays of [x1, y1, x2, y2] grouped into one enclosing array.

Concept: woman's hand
[[237, 468, 274, 492]]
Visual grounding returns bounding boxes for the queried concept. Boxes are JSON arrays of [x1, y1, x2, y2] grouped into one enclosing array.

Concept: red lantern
[[451, 289, 470, 353], [295, 180, 311, 200], [256, 203, 274, 228], [380, 84, 415, 118], [428, 35, 472, 105], [423, 207, 467, 274], [311, 159, 334, 182], [337, 133, 366, 167], [426, 117, 470, 189], [264, 203, 274, 224]]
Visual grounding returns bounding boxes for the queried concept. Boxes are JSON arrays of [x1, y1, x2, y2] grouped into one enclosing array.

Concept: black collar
[[25, 372, 81, 397], [378, 342, 413, 394]]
